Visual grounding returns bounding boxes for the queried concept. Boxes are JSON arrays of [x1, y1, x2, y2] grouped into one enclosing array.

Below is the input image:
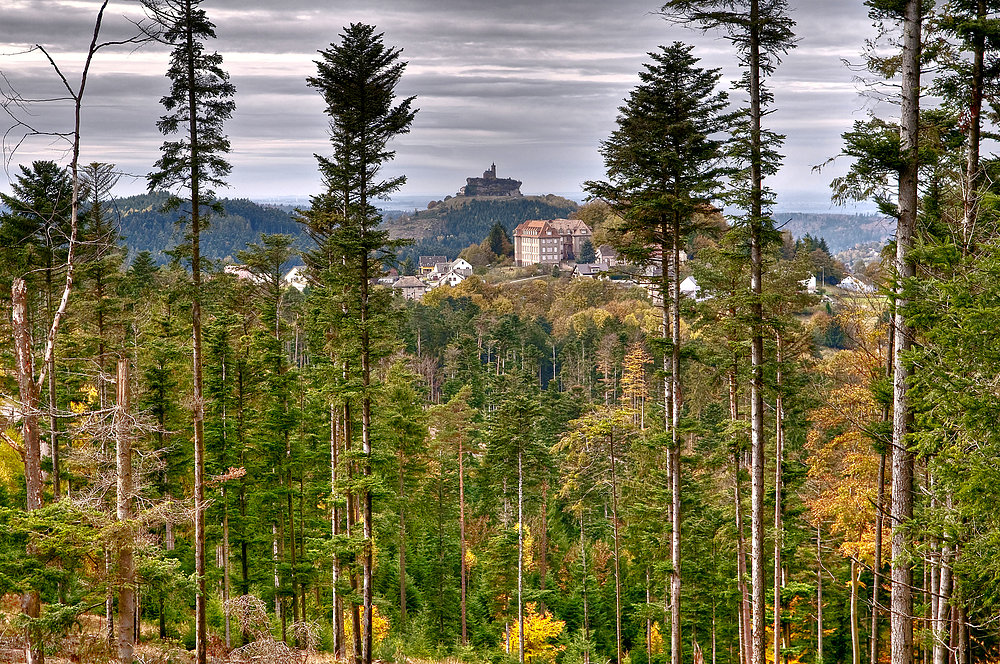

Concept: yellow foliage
[[805, 305, 888, 564], [0, 429, 24, 492], [650, 622, 664, 655], [505, 603, 566, 664], [342, 604, 390, 647]]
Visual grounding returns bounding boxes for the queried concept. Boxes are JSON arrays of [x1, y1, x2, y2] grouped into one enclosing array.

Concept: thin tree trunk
[[817, 523, 823, 664], [181, 2, 209, 657], [48, 352, 58, 500], [13, 279, 44, 664], [670, 216, 682, 664], [851, 557, 860, 664], [581, 514, 590, 664], [933, 544, 952, 664], [399, 447, 407, 628], [961, 0, 986, 248], [610, 432, 622, 664], [459, 426, 468, 646], [892, 5, 920, 664], [731, 364, 751, 664], [774, 334, 784, 664], [360, 251, 374, 664], [646, 568, 653, 660], [116, 359, 136, 664], [871, 451, 886, 664], [745, 6, 768, 664], [223, 487, 232, 650], [331, 404, 343, 657], [540, 481, 549, 613], [518, 447, 525, 664]]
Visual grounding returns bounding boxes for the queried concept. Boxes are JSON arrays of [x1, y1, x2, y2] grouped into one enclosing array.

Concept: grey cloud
[[1, 0, 882, 208]]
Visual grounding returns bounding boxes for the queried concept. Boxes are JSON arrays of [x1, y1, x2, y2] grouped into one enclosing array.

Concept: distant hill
[[103, 192, 884, 267], [775, 212, 893, 253], [114, 192, 306, 264], [385, 194, 579, 260]]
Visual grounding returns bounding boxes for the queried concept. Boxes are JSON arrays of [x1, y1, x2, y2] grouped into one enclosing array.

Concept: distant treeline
[[775, 212, 892, 253]]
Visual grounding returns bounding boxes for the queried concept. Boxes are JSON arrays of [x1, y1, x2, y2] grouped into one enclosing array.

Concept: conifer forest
[[4, 1, 1000, 664]]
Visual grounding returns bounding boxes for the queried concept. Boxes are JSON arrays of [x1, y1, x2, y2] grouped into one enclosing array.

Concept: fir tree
[[143, 1, 235, 660], [301, 23, 416, 664], [586, 42, 733, 661]]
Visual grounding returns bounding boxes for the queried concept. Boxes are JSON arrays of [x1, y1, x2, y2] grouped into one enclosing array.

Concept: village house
[[419, 255, 447, 274], [392, 275, 427, 301], [573, 263, 609, 279], [596, 245, 618, 266], [283, 266, 308, 292]]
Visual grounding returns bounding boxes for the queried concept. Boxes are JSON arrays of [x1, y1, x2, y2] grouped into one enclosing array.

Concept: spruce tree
[[143, 1, 235, 661], [302, 23, 416, 664], [658, 5, 795, 664], [585, 42, 732, 664]]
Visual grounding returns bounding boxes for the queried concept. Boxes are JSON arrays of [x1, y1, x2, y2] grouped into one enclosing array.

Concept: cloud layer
[[1, 0, 880, 209]]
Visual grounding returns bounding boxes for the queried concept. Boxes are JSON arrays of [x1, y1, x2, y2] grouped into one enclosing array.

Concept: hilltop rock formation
[[459, 163, 522, 197]]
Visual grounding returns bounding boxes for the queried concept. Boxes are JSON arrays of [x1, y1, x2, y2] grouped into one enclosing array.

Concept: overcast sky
[[1, 0, 883, 211]]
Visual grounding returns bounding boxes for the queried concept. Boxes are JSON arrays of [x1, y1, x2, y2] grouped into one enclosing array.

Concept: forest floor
[[0, 608, 343, 663]]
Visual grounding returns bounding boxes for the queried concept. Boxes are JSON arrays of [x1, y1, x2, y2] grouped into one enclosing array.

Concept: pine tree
[[302, 23, 416, 664], [143, 1, 235, 660]]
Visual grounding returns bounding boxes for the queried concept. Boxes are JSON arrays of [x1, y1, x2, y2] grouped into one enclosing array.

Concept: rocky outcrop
[[459, 163, 522, 197]]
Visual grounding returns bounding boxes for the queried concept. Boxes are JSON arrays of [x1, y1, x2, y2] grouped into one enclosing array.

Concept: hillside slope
[[386, 194, 579, 259], [115, 192, 305, 264], [776, 212, 892, 252]]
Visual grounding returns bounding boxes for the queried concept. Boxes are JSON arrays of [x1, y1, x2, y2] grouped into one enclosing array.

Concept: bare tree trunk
[[223, 489, 232, 649], [116, 359, 136, 664], [817, 523, 823, 664], [892, 5, 920, 664], [331, 404, 344, 658], [13, 279, 44, 664], [746, 5, 768, 664], [459, 427, 468, 646], [670, 218, 682, 664], [581, 514, 590, 664], [933, 544, 952, 664], [48, 353, 58, 500], [731, 365, 751, 664], [518, 447, 525, 664], [871, 452, 886, 664], [851, 558, 860, 664], [610, 433, 622, 664], [774, 334, 784, 664], [540, 481, 549, 614], [398, 446, 407, 628], [961, 0, 986, 248]]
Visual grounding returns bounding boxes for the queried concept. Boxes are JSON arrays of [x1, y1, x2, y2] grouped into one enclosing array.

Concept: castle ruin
[[459, 163, 522, 197]]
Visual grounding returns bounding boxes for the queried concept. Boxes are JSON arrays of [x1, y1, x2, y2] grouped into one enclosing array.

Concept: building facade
[[513, 220, 563, 266]]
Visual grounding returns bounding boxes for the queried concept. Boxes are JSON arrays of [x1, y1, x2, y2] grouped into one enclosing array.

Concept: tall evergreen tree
[[302, 23, 416, 664], [586, 42, 732, 664], [658, 5, 795, 664], [143, 1, 235, 661]]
